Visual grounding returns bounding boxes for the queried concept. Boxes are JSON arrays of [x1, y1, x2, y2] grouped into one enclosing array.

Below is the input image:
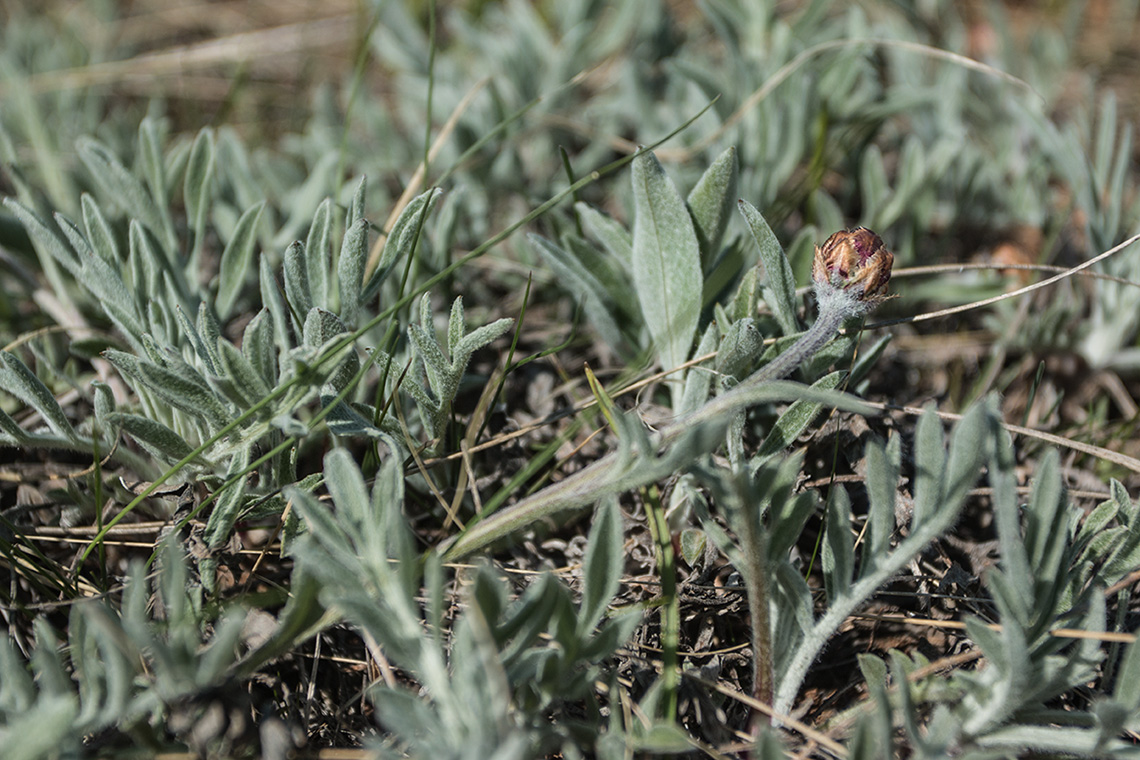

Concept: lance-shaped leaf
[[76, 137, 169, 248], [106, 412, 197, 466], [183, 128, 215, 245], [578, 497, 623, 635], [576, 201, 632, 270], [304, 198, 332, 310], [737, 199, 799, 336], [283, 241, 312, 322], [216, 200, 266, 319], [362, 189, 440, 301], [3, 198, 81, 278], [0, 352, 79, 442], [631, 151, 701, 384], [80, 194, 119, 267], [204, 445, 250, 548], [337, 218, 368, 328], [241, 308, 277, 387], [686, 145, 738, 266]]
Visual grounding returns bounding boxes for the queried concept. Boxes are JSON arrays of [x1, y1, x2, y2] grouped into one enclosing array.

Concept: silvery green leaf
[[679, 322, 718, 415], [304, 198, 332, 310], [242, 309, 276, 386], [763, 452, 814, 558], [989, 422, 1033, 600], [127, 220, 164, 300], [216, 128, 264, 225], [715, 317, 763, 381], [324, 397, 400, 443], [183, 128, 215, 243], [337, 218, 368, 328], [737, 199, 799, 337], [79, 250, 145, 342], [453, 317, 513, 359], [91, 379, 115, 425], [106, 412, 196, 465], [76, 137, 168, 247], [686, 145, 738, 267], [216, 200, 266, 319], [1113, 638, 1140, 710], [197, 303, 224, 373], [0, 405, 28, 442], [217, 339, 270, 408], [1023, 450, 1068, 584], [137, 117, 168, 211], [346, 176, 366, 228], [204, 445, 250, 548], [0, 351, 78, 441], [302, 308, 360, 392], [862, 433, 900, 570], [0, 627, 35, 710], [754, 370, 844, 460], [576, 201, 632, 270], [911, 403, 946, 529], [631, 150, 701, 385], [80, 194, 119, 267], [407, 322, 449, 396], [729, 264, 761, 323], [174, 305, 217, 375], [122, 357, 229, 430], [529, 233, 627, 354], [678, 528, 706, 567], [283, 241, 312, 321], [3, 198, 81, 277], [578, 497, 622, 635], [848, 334, 891, 388], [446, 297, 464, 357], [259, 255, 292, 353], [362, 189, 440, 302]]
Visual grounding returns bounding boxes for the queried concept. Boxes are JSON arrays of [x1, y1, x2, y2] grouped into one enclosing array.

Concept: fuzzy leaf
[[529, 233, 627, 354], [217, 339, 271, 408], [107, 412, 196, 464], [183, 128, 215, 241], [0, 352, 78, 441], [755, 370, 844, 459], [863, 433, 901, 568], [242, 308, 277, 386], [630, 151, 701, 383], [76, 137, 168, 246], [337, 218, 368, 328], [362, 189, 440, 302], [216, 200, 266, 319], [576, 201, 632, 269], [578, 497, 623, 635], [80, 194, 119, 267], [686, 145, 738, 266], [3, 198, 81, 277], [822, 486, 855, 602], [283, 240, 312, 320], [737, 199, 799, 337], [204, 446, 250, 547], [305, 198, 333, 310]]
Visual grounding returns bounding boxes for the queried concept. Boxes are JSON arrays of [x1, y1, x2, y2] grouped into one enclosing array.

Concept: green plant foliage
[[0, 544, 246, 760], [1, 0, 1139, 756], [287, 451, 640, 758]]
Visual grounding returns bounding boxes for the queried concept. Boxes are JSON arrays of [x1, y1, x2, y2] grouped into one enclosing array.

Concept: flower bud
[[811, 227, 894, 303]]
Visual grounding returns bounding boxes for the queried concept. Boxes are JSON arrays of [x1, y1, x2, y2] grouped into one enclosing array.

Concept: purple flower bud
[[811, 227, 894, 303]]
